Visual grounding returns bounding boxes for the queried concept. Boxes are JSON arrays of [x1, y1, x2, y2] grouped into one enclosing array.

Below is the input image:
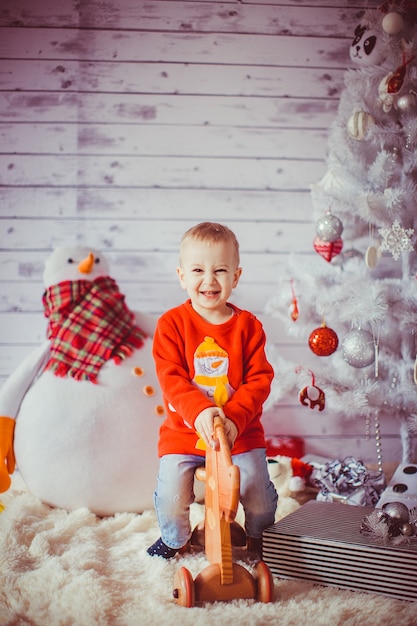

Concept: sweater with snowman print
[[153, 299, 274, 458]]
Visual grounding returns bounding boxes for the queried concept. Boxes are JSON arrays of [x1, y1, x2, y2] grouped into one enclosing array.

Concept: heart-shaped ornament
[[313, 236, 343, 262]]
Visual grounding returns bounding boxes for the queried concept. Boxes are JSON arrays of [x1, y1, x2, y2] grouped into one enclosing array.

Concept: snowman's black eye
[[67, 258, 75, 264], [95, 258, 100, 264]]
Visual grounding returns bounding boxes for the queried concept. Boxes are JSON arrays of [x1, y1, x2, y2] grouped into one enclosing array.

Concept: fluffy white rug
[[0, 474, 415, 626]]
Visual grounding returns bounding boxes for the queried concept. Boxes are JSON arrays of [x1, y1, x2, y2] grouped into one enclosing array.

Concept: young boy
[[147, 221, 277, 559]]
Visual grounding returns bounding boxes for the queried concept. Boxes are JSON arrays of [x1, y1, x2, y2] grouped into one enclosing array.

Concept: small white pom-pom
[[382, 12, 404, 35], [289, 476, 305, 492]]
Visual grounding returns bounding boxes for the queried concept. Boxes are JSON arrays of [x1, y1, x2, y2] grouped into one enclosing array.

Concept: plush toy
[[350, 24, 387, 68], [268, 455, 313, 494], [0, 246, 164, 515]]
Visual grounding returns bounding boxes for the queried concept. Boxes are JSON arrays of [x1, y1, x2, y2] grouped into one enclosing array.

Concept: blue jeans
[[153, 448, 278, 550]]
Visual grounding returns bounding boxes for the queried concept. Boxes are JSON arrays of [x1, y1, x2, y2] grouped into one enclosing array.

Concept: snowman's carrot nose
[[78, 253, 95, 274]]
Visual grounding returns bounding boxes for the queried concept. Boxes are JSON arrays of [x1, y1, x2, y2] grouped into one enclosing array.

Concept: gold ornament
[[347, 110, 375, 140], [365, 244, 381, 269]]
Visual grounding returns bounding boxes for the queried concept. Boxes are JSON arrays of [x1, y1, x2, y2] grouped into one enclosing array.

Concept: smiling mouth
[[201, 290, 219, 296]]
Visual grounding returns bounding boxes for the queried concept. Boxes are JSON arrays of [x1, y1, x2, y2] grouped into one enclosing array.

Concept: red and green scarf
[[42, 276, 147, 383]]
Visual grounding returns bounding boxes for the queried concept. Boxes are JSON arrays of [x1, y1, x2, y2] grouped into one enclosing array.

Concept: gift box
[[263, 500, 417, 601], [265, 436, 304, 458], [308, 455, 385, 507]]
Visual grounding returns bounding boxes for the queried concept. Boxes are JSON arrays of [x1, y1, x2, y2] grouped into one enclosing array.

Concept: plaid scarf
[[42, 276, 147, 383]]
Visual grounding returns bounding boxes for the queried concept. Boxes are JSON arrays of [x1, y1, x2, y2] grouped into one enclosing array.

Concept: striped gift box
[[263, 500, 417, 601]]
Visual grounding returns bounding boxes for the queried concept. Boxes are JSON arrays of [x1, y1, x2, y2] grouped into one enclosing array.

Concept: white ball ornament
[[347, 110, 375, 140], [341, 329, 375, 368], [382, 12, 404, 35], [315, 213, 343, 242]]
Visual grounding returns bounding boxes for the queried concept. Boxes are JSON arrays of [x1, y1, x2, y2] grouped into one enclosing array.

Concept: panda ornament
[[350, 24, 387, 68], [0, 247, 164, 515], [349, 10, 416, 114]]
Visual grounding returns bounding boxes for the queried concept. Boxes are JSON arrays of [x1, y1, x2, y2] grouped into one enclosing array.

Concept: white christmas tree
[[266, 2, 417, 469]]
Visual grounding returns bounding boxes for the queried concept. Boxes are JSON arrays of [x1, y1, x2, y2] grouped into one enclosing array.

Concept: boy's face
[[177, 239, 242, 319]]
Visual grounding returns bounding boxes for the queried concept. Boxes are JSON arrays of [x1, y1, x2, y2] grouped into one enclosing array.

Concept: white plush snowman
[[0, 247, 164, 515]]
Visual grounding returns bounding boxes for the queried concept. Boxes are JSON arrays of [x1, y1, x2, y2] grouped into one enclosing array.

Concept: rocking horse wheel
[[173, 566, 195, 607], [254, 560, 274, 603]]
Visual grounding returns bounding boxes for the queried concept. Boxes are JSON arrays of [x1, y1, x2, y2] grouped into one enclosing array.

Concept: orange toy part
[[204, 417, 240, 584], [173, 417, 274, 606], [0, 416, 16, 492]]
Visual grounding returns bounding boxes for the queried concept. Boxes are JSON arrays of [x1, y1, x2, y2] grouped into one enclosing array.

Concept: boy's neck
[[190, 302, 234, 325]]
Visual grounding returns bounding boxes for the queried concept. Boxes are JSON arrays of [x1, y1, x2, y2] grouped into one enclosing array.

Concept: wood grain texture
[[0, 0, 405, 463]]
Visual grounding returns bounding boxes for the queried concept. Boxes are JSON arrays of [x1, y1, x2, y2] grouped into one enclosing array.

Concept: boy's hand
[[195, 407, 226, 449], [223, 418, 238, 449], [195, 409, 238, 450]]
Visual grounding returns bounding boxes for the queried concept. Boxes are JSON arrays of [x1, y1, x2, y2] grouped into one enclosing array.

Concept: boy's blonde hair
[[180, 222, 240, 265]]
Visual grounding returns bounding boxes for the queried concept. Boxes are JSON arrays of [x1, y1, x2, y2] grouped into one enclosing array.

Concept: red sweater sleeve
[[221, 322, 274, 436], [153, 313, 215, 428]]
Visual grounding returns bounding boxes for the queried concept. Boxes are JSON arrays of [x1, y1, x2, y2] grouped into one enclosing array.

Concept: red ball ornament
[[308, 324, 339, 357]]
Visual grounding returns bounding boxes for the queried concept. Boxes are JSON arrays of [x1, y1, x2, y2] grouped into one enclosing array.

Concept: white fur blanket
[[0, 474, 415, 626]]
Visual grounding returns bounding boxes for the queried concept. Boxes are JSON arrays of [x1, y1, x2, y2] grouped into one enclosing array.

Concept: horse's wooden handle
[[212, 417, 240, 523]]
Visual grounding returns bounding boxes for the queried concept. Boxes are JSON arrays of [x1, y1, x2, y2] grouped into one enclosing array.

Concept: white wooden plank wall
[[1, 0, 401, 464]]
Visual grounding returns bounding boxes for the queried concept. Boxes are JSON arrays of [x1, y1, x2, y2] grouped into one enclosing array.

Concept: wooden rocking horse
[[173, 417, 274, 607]]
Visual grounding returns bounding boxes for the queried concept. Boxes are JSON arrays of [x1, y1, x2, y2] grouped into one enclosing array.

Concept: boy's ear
[[233, 266, 243, 288], [176, 266, 187, 290]]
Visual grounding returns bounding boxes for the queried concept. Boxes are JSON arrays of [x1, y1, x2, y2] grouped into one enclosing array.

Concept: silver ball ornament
[[396, 94, 416, 113], [315, 213, 343, 242], [382, 501, 410, 524], [400, 522, 414, 536], [341, 329, 375, 368]]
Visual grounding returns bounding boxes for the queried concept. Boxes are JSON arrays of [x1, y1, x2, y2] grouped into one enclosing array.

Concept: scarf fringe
[[45, 361, 99, 383]]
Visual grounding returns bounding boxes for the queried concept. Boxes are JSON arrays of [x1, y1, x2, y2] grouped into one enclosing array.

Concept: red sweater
[[153, 300, 274, 457]]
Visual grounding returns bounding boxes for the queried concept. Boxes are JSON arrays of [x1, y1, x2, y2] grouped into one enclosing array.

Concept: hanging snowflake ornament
[[378, 220, 414, 260]]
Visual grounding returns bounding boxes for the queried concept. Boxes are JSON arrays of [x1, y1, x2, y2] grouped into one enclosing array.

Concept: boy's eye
[[190, 267, 227, 273]]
